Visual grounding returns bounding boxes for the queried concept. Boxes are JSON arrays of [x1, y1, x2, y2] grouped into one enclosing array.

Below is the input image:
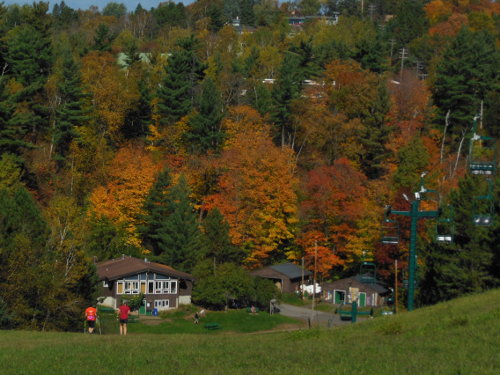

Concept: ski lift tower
[[385, 173, 440, 311]]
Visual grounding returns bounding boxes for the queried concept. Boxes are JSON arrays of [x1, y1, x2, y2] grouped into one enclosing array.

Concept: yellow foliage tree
[[89, 145, 163, 249]]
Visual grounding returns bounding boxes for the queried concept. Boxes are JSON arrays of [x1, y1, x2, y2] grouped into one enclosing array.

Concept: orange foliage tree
[[203, 106, 299, 268], [300, 158, 372, 273], [89, 145, 163, 249]]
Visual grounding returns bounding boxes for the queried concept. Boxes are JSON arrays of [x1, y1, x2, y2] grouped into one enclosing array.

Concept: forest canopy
[[0, 0, 498, 330]]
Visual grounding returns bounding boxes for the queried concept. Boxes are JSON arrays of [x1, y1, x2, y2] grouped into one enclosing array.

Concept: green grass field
[[1, 289, 499, 375]]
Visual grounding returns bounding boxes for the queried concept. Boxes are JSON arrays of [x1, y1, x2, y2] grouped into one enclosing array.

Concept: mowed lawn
[[1, 289, 499, 375]]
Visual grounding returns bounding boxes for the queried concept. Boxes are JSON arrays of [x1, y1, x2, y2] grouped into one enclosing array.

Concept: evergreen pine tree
[[420, 175, 498, 304], [185, 77, 225, 154], [432, 28, 499, 138], [156, 175, 201, 272], [385, 0, 428, 48], [0, 77, 31, 156], [138, 168, 173, 255], [240, 0, 256, 26], [359, 82, 391, 179], [156, 35, 205, 126], [92, 24, 115, 52], [5, 20, 52, 143], [0, 187, 49, 328], [200, 208, 243, 266], [270, 51, 302, 146], [123, 75, 152, 139], [54, 50, 89, 165]]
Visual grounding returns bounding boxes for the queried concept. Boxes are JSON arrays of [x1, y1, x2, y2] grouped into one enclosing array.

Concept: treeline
[[0, 0, 498, 330]]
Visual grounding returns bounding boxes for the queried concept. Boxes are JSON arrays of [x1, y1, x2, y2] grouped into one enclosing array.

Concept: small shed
[[322, 275, 389, 307], [251, 263, 312, 293]]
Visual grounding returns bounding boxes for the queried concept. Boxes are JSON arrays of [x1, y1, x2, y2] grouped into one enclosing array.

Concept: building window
[[147, 280, 177, 294], [117, 280, 140, 294], [154, 299, 169, 310]]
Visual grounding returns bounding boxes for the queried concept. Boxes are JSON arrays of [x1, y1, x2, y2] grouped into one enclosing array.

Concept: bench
[[335, 302, 373, 323], [204, 323, 220, 330]]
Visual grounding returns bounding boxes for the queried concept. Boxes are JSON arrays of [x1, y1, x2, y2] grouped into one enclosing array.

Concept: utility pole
[[399, 48, 408, 83], [386, 175, 439, 311], [389, 39, 396, 66], [311, 241, 317, 313], [394, 260, 398, 314], [301, 256, 305, 300]]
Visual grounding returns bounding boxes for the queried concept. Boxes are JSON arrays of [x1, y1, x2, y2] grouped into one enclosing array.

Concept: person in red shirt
[[117, 301, 131, 335], [85, 306, 98, 334]]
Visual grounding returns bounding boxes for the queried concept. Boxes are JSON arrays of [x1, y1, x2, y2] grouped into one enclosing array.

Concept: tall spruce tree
[[270, 51, 302, 147], [4, 6, 53, 143], [123, 75, 152, 139], [185, 77, 225, 154], [156, 175, 201, 272], [54, 50, 89, 165], [156, 35, 205, 126], [200, 208, 243, 266], [138, 168, 173, 255], [432, 28, 499, 139], [419, 175, 498, 305], [359, 82, 391, 179], [0, 77, 31, 156], [0, 187, 49, 328]]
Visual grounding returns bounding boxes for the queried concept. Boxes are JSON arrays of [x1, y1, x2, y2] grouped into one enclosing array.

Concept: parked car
[[299, 283, 322, 294]]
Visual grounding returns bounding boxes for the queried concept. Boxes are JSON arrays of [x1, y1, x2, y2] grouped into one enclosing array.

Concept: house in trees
[[251, 263, 312, 293], [321, 276, 389, 307], [96, 256, 194, 311]]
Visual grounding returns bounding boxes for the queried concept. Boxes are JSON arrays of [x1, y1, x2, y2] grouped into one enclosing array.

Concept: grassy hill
[[1, 289, 499, 375]]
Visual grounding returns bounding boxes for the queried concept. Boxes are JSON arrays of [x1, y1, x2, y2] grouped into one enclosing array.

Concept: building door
[[334, 290, 346, 304], [359, 292, 366, 307]]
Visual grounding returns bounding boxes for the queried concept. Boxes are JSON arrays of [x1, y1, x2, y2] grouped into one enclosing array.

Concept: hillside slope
[[1, 289, 499, 374]]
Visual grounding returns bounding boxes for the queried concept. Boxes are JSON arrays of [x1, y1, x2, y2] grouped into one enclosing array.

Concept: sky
[[2, 1, 195, 12]]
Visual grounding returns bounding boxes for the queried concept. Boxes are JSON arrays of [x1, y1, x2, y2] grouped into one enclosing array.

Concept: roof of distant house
[[322, 276, 388, 294], [96, 256, 193, 281], [251, 262, 311, 280]]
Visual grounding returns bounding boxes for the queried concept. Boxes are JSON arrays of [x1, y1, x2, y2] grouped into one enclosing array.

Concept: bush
[[121, 293, 144, 311], [0, 297, 15, 329]]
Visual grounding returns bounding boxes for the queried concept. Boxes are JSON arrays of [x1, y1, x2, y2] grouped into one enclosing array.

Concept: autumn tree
[[89, 145, 162, 250], [299, 158, 371, 274], [81, 51, 139, 142], [205, 107, 298, 267]]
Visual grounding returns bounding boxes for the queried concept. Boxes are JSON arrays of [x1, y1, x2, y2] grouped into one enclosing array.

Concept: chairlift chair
[[359, 261, 377, 284], [436, 206, 454, 243], [472, 179, 495, 227], [469, 134, 496, 176], [381, 218, 400, 244]]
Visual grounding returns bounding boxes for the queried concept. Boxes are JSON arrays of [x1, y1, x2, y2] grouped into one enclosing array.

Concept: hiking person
[[85, 305, 98, 334], [117, 300, 131, 335]]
